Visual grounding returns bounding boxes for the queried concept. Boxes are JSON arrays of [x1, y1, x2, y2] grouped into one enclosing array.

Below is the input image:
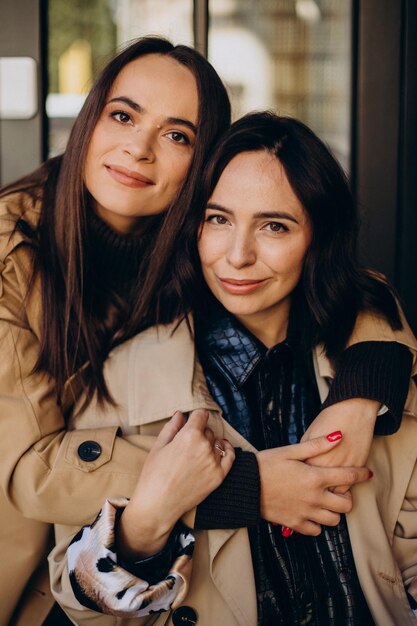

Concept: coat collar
[[125, 318, 220, 427]]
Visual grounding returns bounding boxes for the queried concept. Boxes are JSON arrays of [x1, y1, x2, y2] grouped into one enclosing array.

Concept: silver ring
[[214, 441, 226, 457]]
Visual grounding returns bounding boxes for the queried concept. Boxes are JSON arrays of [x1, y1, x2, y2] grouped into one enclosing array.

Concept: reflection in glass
[[47, 0, 192, 156], [209, 0, 352, 171]]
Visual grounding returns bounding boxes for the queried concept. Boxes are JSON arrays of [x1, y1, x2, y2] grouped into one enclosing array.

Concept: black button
[[338, 567, 352, 584], [172, 606, 198, 625], [299, 589, 313, 606], [77, 440, 102, 462]]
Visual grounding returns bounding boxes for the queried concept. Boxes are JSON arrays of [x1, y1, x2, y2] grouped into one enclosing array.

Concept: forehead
[[109, 53, 199, 123], [211, 151, 306, 217]]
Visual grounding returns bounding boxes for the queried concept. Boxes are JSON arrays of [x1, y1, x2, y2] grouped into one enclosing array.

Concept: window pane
[[47, 0, 193, 156], [208, 0, 352, 171]]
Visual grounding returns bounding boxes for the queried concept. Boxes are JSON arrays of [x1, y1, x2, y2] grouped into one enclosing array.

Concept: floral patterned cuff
[[67, 497, 195, 617]]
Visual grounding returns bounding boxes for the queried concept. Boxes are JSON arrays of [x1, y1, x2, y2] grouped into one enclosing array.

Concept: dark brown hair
[[131, 111, 401, 358], [1, 37, 231, 404]]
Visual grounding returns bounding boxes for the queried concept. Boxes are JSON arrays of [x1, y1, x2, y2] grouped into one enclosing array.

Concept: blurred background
[[0, 0, 416, 329]]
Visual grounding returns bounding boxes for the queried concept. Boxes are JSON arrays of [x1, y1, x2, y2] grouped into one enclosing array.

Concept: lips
[[105, 164, 155, 188], [218, 277, 267, 294]]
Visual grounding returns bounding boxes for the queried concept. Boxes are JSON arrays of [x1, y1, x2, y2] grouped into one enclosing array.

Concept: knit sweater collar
[[86, 210, 161, 290]]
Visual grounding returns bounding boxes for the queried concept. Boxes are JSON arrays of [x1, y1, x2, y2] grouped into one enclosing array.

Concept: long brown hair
[[1, 37, 231, 404]]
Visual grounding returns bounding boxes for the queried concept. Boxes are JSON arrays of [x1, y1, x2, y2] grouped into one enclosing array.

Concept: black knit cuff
[[323, 342, 412, 435], [195, 449, 260, 530]]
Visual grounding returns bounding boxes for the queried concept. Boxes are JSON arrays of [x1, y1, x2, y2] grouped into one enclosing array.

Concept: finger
[[213, 439, 226, 458], [322, 491, 353, 515], [332, 484, 351, 495], [321, 466, 372, 488], [294, 520, 322, 537], [288, 431, 343, 461], [311, 509, 341, 527], [219, 440, 235, 474], [185, 408, 210, 431], [153, 411, 186, 450], [204, 427, 215, 445]]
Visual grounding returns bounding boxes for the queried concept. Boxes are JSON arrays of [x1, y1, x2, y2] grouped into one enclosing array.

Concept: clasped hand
[[118, 409, 234, 560], [257, 428, 372, 536]]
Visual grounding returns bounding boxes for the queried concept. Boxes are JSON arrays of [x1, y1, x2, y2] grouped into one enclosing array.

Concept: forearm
[[195, 449, 260, 529], [324, 341, 413, 434]]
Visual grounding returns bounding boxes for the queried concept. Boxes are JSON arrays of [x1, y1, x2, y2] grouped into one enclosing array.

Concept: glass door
[[208, 0, 352, 172]]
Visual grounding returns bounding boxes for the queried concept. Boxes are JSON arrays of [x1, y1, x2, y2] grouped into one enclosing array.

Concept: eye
[[165, 131, 190, 145], [263, 221, 289, 233], [110, 110, 132, 125], [205, 214, 230, 225]]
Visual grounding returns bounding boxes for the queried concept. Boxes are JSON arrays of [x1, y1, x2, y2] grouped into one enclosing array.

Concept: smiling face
[[198, 150, 313, 347], [84, 53, 199, 234]]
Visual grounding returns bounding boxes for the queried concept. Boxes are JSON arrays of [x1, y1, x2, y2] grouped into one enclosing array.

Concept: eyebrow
[[107, 96, 198, 134], [206, 202, 300, 224]]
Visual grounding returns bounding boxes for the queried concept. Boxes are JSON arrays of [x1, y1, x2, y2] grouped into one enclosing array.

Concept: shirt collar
[[196, 299, 294, 389]]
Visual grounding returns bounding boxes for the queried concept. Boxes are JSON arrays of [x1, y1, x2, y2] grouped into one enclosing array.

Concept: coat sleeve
[[49, 499, 194, 621], [346, 308, 417, 373], [0, 245, 160, 526]]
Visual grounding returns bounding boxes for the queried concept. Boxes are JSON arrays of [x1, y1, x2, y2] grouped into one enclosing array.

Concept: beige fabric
[[50, 319, 417, 626], [0, 191, 179, 625], [0, 189, 416, 625]]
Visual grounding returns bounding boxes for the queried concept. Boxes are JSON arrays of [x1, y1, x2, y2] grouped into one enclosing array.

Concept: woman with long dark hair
[[0, 36, 233, 625], [52, 113, 417, 625]]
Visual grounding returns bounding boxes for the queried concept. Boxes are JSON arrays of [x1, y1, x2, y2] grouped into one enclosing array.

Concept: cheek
[[197, 237, 210, 270], [198, 230, 224, 270], [164, 150, 194, 190], [267, 239, 309, 279]]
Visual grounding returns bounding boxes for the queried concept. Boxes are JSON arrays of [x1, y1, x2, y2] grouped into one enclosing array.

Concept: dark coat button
[[172, 606, 198, 625], [77, 440, 102, 462]]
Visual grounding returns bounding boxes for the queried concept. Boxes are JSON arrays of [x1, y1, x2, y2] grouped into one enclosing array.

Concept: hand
[[118, 409, 234, 559], [301, 398, 380, 493], [257, 433, 371, 536]]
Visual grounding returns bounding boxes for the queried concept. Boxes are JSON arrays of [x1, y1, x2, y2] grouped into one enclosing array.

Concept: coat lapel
[[126, 319, 219, 426]]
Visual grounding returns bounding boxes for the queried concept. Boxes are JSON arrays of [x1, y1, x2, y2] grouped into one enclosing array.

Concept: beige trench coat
[[0, 190, 416, 625], [49, 319, 417, 626]]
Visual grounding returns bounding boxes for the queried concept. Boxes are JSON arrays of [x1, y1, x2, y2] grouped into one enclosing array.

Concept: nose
[[226, 230, 256, 268], [123, 126, 155, 162]]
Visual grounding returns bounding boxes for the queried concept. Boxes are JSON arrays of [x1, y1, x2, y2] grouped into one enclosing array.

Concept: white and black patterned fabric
[[67, 498, 195, 617]]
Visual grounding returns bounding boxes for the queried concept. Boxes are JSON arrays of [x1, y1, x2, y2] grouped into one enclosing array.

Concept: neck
[[93, 206, 157, 236], [235, 300, 291, 348]]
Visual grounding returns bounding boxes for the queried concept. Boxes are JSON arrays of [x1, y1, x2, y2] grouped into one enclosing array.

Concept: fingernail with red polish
[[368, 470, 374, 478], [326, 430, 343, 442], [281, 526, 294, 538]]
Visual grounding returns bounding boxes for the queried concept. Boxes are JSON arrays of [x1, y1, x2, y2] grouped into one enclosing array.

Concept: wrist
[[117, 504, 175, 560], [325, 398, 381, 424], [344, 398, 381, 422]]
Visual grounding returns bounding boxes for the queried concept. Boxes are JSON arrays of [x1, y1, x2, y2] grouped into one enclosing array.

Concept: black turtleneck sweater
[[86, 210, 161, 297]]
